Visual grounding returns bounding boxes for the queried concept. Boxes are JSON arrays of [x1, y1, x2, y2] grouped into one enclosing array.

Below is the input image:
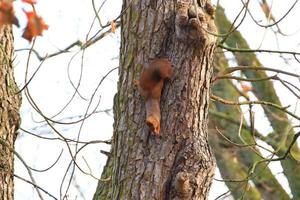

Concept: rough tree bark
[[0, 24, 21, 200], [93, 0, 216, 199]]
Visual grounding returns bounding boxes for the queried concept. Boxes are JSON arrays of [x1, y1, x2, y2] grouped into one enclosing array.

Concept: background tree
[[209, 3, 300, 199]]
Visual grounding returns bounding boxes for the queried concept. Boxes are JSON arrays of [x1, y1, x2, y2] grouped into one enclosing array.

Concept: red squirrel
[[135, 58, 173, 135]]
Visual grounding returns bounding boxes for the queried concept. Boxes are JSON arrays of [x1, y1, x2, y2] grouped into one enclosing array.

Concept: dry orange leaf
[[22, 0, 37, 4], [241, 84, 252, 93], [111, 20, 116, 33], [22, 11, 48, 41], [260, 2, 275, 22], [0, 2, 19, 26]]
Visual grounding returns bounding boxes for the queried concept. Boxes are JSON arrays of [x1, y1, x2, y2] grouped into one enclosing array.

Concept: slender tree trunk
[[209, 52, 290, 200], [94, 0, 216, 199], [215, 6, 300, 198], [0, 24, 21, 200]]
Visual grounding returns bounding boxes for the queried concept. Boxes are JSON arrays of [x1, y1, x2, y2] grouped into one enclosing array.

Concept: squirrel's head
[[146, 115, 160, 135]]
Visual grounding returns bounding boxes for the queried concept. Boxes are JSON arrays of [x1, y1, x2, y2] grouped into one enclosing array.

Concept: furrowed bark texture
[[94, 0, 216, 199], [0, 25, 21, 200], [215, 6, 300, 198]]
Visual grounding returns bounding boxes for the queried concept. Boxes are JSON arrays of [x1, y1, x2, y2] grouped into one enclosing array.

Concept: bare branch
[[211, 94, 300, 120]]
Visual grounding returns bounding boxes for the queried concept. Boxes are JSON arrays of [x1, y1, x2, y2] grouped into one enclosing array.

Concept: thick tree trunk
[[94, 0, 216, 199], [0, 24, 21, 200]]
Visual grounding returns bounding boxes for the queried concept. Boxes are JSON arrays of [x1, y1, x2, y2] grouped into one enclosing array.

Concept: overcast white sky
[[12, 0, 300, 199]]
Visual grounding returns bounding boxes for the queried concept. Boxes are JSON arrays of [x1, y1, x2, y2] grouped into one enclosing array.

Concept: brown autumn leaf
[[22, 11, 48, 41], [260, 2, 276, 22], [22, 0, 37, 4], [111, 20, 116, 33], [0, 1, 19, 26], [241, 83, 252, 93]]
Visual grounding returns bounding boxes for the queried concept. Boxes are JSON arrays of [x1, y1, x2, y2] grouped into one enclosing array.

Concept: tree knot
[[174, 171, 192, 198], [175, 1, 216, 45]]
